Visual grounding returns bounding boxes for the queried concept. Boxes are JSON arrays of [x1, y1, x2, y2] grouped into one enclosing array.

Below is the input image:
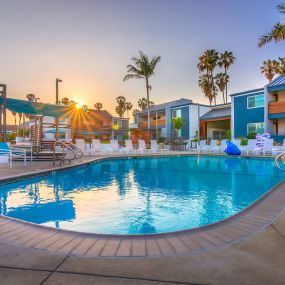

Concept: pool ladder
[[53, 141, 83, 166], [275, 151, 285, 170]]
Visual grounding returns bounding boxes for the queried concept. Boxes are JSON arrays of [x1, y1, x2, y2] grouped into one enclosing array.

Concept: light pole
[[55, 79, 62, 141], [0, 84, 7, 142]]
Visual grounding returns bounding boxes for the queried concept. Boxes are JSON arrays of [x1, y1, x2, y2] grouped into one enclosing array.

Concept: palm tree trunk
[[146, 77, 150, 139], [222, 91, 225, 104], [225, 68, 228, 103]]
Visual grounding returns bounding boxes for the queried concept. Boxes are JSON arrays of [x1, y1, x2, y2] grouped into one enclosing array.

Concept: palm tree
[[94, 102, 103, 110], [218, 51, 236, 103], [275, 57, 285, 74], [198, 74, 215, 106], [26, 93, 36, 102], [198, 49, 219, 104], [260, 60, 277, 82], [172, 117, 185, 138], [258, 4, 285, 47], [138, 97, 154, 111], [197, 49, 219, 77], [115, 96, 126, 117], [123, 51, 161, 130], [125, 102, 133, 118], [215, 73, 229, 103]]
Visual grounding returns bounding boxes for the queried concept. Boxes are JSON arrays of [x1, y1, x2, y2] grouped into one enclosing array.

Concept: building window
[[172, 109, 181, 118], [247, 123, 264, 135], [247, 95, 264, 109]]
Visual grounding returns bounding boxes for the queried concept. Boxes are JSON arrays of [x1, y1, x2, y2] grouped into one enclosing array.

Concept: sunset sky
[[0, 0, 284, 122]]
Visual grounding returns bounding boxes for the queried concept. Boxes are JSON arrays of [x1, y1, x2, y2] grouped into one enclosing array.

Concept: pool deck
[[0, 153, 285, 284]]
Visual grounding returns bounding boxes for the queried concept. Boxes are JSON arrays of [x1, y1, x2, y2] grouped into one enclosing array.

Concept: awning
[[0, 97, 72, 117], [200, 107, 231, 121]]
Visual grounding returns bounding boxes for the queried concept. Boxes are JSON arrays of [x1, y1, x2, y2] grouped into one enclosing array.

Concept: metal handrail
[[53, 141, 76, 166], [274, 151, 285, 170], [65, 142, 84, 159]]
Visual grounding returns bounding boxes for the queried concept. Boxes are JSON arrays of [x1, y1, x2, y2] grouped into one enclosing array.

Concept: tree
[[115, 96, 126, 117], [138, 97, 154, 111], [218, 51, 236, 102], [172, 117, 185, 138], [215, 73, 229, 103], [198, 74, 216, 106], [197, 49, 219, 105], [26, 93, 36, 102], [94, 102, 103, 110], [258, 4, 285, 47], [125, 102, 133, 118], [123, 51, 161, 130], [260, 60, 277, 82]]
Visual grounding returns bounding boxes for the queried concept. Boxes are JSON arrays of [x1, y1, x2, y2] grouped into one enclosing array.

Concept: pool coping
[[0, 153, 285, 259]]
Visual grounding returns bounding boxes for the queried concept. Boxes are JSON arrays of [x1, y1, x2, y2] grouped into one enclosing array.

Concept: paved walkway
[[0, 154, 285, 284]]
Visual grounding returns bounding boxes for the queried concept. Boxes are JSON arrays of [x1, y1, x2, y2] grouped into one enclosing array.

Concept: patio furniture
[[138, 139, 149, 153], [125, 139, 136, 153], [75, 139, 89, 155], [91, 139, 102, 153], [262, 139, 274, 156], [208, 140, 218, 153], [213, 139, 227, 153], [197, 140, 209, 153], [150, 140, 168, 152], [110, 140, 123, 153], [244, 139, 258, 156], [0, 142, 27, 168]]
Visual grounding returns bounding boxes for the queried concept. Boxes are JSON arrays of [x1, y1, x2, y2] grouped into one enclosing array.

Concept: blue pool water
[[0, 156, 284, 234]]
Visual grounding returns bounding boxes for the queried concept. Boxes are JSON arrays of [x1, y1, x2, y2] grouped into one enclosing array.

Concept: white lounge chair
[[0, 142, 27, 168], [91, 139, 102, 154], [75, 139, 89, 155], [232, 139, 241, 148], [209, 140, 218, 153], [138, 139, 149, 153], [124, 139, 136, 153], [150, 140, 168, 152], [213, 139, 227, 153], [197, 140, 209, 153], [245, 139, 258, 156], [110, 139, 122, 153], [262, 139, 274, 156]]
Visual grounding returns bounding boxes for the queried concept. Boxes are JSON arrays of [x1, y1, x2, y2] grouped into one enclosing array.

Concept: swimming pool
[[0, 156, 284, 235]]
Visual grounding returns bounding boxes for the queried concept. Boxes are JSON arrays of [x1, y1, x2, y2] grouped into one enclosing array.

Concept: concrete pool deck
[[0, 154, 285, 284]]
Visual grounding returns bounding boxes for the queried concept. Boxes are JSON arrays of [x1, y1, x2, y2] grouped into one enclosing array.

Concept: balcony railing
[[268, 101, 285, 114], [139, 119, 166, 129]]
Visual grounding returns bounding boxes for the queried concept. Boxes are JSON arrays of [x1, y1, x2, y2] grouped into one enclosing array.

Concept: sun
[[75, 101, 83, 109]]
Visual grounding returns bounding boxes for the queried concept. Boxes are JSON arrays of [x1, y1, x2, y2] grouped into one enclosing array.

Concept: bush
[[239, 137, 248, 146], [157, 137, 165, 144], [247, 132, 256, 139]]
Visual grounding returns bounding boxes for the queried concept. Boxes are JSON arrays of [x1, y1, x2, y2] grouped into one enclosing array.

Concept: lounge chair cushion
[[224, 141, 241, 155], [0, 142, 9, 155]]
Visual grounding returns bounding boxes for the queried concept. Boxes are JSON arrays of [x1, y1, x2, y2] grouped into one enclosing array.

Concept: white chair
[[214, 139, 227, 153], [245, 139, 258, 156], [232, 139, 241, 148], [75, 139, 88, 155], [262, 139, 274, 156], [0, 142, 27, 168], [197, 140, 209, 153], [209, 140, 218, 153], [124, 139, 136, 153], [91, 139, 102, 153], [138, 139, 149, 153], [110, 139, 122, 153], [150, 140, 168, 152]]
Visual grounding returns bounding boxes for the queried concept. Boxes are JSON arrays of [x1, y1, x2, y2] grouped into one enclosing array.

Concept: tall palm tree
[[260, 60, 277, 82], [94, 102, 103, 110], [125, 102, 133, 118], [123, 51, 161, 130], [258, 4, 285, 47], [218, 51, 236, 103], [198, 74, 215, 106], [197, 49, 219, 105], [215, 73, 229, 103]]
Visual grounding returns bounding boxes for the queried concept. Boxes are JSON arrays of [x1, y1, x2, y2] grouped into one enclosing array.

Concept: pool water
[[0, 156, 284, 234]]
